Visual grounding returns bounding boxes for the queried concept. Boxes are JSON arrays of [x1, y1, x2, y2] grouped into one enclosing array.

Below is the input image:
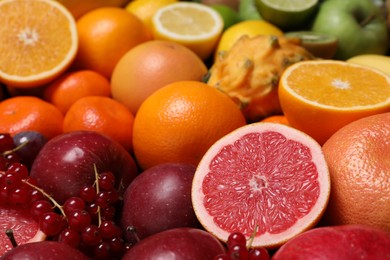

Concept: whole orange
[[322, 112, 390, 232], [132, 81, 246, 170], [73, 7, 151, 79], [111, 40, 208, 114], [0, 96, 63, 139], [43, 70, 111, 114], [63, 96, 135, 151]]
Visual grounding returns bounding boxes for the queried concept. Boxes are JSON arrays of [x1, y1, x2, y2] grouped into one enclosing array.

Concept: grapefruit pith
[[191, 122, 330, 249]]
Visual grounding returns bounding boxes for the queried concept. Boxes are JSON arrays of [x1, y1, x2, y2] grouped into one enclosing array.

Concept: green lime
[[238, 0, 262, 21], [255, 0, 319, 30], [211, 4, 241, 30]]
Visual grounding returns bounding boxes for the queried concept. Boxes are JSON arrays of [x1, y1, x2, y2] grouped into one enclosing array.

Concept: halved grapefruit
[[0, 204, 46, 256], [191, 122, 330, 249]]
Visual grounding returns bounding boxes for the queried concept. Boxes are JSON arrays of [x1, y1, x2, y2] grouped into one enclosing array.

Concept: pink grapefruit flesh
[[0, 205, 46, 255], [191, 122, 331, 248]]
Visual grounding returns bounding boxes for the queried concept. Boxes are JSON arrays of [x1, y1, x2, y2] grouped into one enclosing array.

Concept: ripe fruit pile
[[0, 0, 389, 259]]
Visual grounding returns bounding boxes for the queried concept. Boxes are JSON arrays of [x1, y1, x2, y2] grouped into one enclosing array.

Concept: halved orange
[[279, 60, 390, 145], [0, 0, 78, 88]]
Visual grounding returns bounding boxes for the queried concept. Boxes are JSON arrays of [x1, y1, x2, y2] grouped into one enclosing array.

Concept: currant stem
[[93, 164, 102, 227], [22, 179, 66, 217], [5, 229, 18, 248], [2, 140, 29, 156], [247, 224, 259, 249]]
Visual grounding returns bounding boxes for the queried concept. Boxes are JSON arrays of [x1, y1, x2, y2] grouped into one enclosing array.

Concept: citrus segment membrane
[[0, 0, 78, 87], [192, 123, 330, 248]]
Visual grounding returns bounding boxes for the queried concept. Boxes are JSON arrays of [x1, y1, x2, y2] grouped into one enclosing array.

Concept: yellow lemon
[[215, 19, 283, 58], [125, 0, 177, 31], [151, 2, 224, 60]]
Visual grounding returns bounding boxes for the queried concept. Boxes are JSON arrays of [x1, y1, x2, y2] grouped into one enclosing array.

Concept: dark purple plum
[[30, 131, 138, 203], [13, 131, 47, 168], [120, 163, 200, 243], [122, 227, 226, 260]]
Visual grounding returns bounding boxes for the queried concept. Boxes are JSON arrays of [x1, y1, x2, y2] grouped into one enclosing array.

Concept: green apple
[[239, 0, 262, 20], [311, 0, 389, 60]]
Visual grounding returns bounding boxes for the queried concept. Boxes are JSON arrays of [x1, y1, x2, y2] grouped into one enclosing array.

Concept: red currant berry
[[58, 228, 81, 248], [94, 241, 111, 259], [79, 186, 96, 203], [99, 220, 121, 239], [229, 244, 249, 260], [63, 197, 85, 216], [10, 187, 29, 204], [98, 171, 115, 191], [249, 247, 270, 260], [39, 212, 66, 236], [81, 225, 102, 246], [68, 209, 91, 232], [0, 133, 15, 153], [7, 163, 28, 179]]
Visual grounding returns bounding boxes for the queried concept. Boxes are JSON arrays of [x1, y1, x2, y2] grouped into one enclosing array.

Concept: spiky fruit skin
[[207, 35, 314, 122], [272, 224, 390, 259], [30, 130, 138, 203]]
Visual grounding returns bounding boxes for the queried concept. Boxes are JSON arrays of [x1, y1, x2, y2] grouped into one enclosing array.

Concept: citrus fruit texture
[[0, 205, 46, 256], [151, 2, 224, 60], [73, 7, 151, 79], [132, 81, 246, 170], [322, 112, 390, 233], [111, 40, 208, 115], [192, 122, 330, 249], [43, 70, 111, 114], [63, 96, 135, 151], [58, 0, 131, 19], [0, 96, 64, 140], [125, 0, 178, 32], [215, 20, 283, 59], [256, 0, 319, 30], [0, 0, 78, 88], [279, 60, 390, 145], [347, 54, 390, 75]]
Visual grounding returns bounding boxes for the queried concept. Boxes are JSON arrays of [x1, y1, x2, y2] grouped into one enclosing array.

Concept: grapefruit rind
[[191, 122, 330, 248]]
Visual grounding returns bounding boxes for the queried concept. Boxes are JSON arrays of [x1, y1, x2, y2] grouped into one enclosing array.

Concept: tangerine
[[132, 81, 246, 170], [0, 96, 63, 139], [43, 70, 111, 114], [63, 96, 135, 151], [73, 7, 151, 79]]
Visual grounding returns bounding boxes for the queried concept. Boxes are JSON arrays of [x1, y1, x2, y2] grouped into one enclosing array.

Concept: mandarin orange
[[73, 7, 151, 79], [111, 40, 208, 115], [260, 115, 290, 126], [0, 96, 63, 139], [322, 112, 390, 233], [132, 81, 246, 170], [43, 70, 111, 114], [63, 96, 135, 151]]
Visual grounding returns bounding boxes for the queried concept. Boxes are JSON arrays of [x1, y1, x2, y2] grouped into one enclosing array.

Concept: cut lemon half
[[279, 60, 390, 145], [0, 0, 78, 88], [151, 2, 224, 60], [256, 0, 318, 30]]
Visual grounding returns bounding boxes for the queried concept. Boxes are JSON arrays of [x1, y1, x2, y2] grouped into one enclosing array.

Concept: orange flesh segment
[[202, 131, 319, 236], [0, 1, 74, 77], [285, 62, 390, 108]]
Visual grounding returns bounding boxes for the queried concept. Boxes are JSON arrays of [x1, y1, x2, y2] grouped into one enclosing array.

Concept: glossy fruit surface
[[279, 60, 390, 144], [30, 131, 138, 203], [192, 122, 330, 248], [132, 80, 246, 170], [120, 163, 199, 242], [122, 228, 226, 259], [322, 112, 390, 232], [0, 96, 63, 140], [0, 0, 78, 88], [111, 40, 208, 115], [272, 224, 390, 259], [63, 96, 135, 151]]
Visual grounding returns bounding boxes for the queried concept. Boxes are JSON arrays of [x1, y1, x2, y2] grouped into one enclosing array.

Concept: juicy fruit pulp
[[0, 0, 78, 88], [192, 123, 330, 248]]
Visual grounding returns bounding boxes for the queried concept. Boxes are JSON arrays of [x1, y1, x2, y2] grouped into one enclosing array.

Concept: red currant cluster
[[214, 232, 270, 260], [0, 133, 129, 259]]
